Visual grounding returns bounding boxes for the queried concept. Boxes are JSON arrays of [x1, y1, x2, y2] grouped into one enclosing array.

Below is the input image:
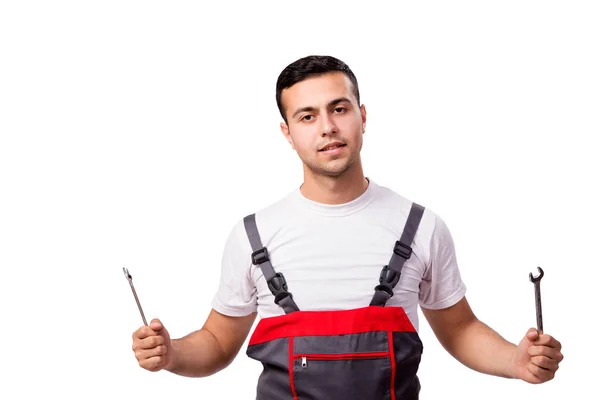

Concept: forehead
[[281, 72, 356, 111]]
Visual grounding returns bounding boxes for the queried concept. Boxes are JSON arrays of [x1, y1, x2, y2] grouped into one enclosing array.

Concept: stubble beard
[[302, 152, 357, 178]]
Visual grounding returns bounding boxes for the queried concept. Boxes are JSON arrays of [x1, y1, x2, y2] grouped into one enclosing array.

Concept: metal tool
[[123, 267, 148, 326], [528, 266, 544, 333]]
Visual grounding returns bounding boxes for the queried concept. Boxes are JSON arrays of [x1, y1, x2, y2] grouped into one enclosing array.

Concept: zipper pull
[[301, 357, 307, 368]]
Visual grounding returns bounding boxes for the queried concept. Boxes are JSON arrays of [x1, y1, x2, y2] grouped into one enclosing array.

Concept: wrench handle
[[534, 283, 543, 333], [129, 280, 148, 326]]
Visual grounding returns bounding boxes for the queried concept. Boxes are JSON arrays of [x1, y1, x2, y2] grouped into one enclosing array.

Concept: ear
[[280, 122, 296, 149], [360, 104, 367, 134]]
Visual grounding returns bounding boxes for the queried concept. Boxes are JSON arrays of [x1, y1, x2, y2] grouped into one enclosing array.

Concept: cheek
[[351, 120, 366, 141], [295, 138, 313, 154], [344, 116, 364, 132], [290, 127, 315, 152]]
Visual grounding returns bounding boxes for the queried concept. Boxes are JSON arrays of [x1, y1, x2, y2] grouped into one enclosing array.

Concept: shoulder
[[372, 181, 454, 258], [372, 181, 442, 235], [227, 189, 300, 248]]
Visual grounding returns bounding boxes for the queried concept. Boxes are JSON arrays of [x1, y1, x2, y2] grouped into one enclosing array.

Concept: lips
[[319, 142, 346, 151]]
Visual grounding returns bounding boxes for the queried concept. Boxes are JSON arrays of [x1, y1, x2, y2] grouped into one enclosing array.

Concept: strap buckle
[[379, 265, 401, 287], [251, 247, 269, 265], [393, 240, 413, 259], [268, 273, 293, 304], [374, 265, 401, 298]]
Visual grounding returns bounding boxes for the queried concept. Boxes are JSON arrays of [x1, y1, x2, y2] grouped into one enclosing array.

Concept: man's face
[[280, 72, 367, 177]]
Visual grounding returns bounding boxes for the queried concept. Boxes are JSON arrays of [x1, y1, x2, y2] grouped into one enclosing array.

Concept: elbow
[[439, 314, 480, 356]]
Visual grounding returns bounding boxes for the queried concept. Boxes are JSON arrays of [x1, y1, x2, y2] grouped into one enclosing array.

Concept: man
[[131, 55, 563, 398]]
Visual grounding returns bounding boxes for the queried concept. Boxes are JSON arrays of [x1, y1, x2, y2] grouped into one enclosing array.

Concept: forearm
[[443, 318, 517, 379], [166, 328, 232, 378]]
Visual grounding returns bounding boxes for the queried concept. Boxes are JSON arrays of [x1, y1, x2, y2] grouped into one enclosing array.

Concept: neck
[[300, 159, 369, 205]]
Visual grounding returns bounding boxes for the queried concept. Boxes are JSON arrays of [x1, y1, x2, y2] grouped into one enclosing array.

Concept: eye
[[301, 115, 314, 122], [333, 107, 346, 114]]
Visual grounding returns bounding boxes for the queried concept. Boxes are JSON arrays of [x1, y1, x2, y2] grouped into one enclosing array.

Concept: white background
[[1, 1, 598, 399]]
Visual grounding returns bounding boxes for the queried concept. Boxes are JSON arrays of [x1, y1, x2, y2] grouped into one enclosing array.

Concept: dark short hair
[[276, 55, 360, 123]]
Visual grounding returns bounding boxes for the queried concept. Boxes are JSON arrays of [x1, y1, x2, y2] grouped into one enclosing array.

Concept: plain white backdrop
[[1, 1, 598, 399]]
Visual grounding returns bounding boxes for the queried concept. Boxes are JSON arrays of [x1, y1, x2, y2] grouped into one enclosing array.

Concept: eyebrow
[[291, 97, 352, 119]]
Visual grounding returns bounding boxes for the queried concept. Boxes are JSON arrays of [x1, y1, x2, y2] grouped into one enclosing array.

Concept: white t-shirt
[[211, 179, 466, 332]]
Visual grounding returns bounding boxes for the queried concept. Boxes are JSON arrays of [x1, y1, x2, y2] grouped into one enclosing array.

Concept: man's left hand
[[513, 328, 563, 384]]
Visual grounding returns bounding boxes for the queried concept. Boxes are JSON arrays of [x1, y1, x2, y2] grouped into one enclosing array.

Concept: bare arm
[[133, 309, 257, 378], [421, 296, 518, 378], [166, 309, 257, 378]]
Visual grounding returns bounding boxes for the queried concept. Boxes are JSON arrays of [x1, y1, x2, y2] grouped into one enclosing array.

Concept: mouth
[[319, 142, 346, 152]]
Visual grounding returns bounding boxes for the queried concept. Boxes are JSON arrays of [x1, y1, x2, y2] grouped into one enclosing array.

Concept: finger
[[528, 345, 564, 362], [136, 334, 165, 350], [139, 355, 167, 372], [535, 334, 562, 350], [132, 325, 159, 340], [135, 344, 168, 361], [527, 361, 556, 382], [530, 355, 559, 372]]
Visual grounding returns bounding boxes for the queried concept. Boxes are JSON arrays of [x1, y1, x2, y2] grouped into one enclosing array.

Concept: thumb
[[150, 318, 171, 342], [525, 327, 539, 341], [149, 318, 164, 332]]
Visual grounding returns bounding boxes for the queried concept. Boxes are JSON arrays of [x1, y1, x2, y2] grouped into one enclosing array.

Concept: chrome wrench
[[528, 267, 544, 333], [123, 267, 148, 326]]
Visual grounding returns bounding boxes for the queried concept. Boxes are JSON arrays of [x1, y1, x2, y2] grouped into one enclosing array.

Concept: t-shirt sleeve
[[210, 220, 258, 316], [418, 213, 467, 309]]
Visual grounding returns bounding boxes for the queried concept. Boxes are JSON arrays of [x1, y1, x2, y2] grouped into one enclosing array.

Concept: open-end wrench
[[123, 267, 148, 326], [529, 267, 544, 333]]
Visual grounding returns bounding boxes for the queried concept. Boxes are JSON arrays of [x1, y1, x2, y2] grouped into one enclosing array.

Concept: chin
[[302, 153, 358, 177], [315, 162, 353, 177]]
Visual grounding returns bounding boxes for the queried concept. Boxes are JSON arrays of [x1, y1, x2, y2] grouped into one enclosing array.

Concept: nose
[[320, 113, 337, 136]]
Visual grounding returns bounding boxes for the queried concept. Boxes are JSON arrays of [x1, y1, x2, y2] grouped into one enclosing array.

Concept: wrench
[[528, 267, 544, 333], [123, 267, 148, 326]]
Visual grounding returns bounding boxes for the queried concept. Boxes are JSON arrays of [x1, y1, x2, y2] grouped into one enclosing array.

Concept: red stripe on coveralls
[[388, 331, 397, 400], [288, 339, 298, 400], [249, 305, 415, 346]]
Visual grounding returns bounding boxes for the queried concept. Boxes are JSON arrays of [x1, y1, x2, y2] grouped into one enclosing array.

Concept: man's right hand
[[132, 318, 173, 372], [130, 309, 257, 378]]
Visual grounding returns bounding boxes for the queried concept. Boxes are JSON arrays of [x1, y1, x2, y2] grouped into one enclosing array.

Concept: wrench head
[[529, 266, 544, 282]]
